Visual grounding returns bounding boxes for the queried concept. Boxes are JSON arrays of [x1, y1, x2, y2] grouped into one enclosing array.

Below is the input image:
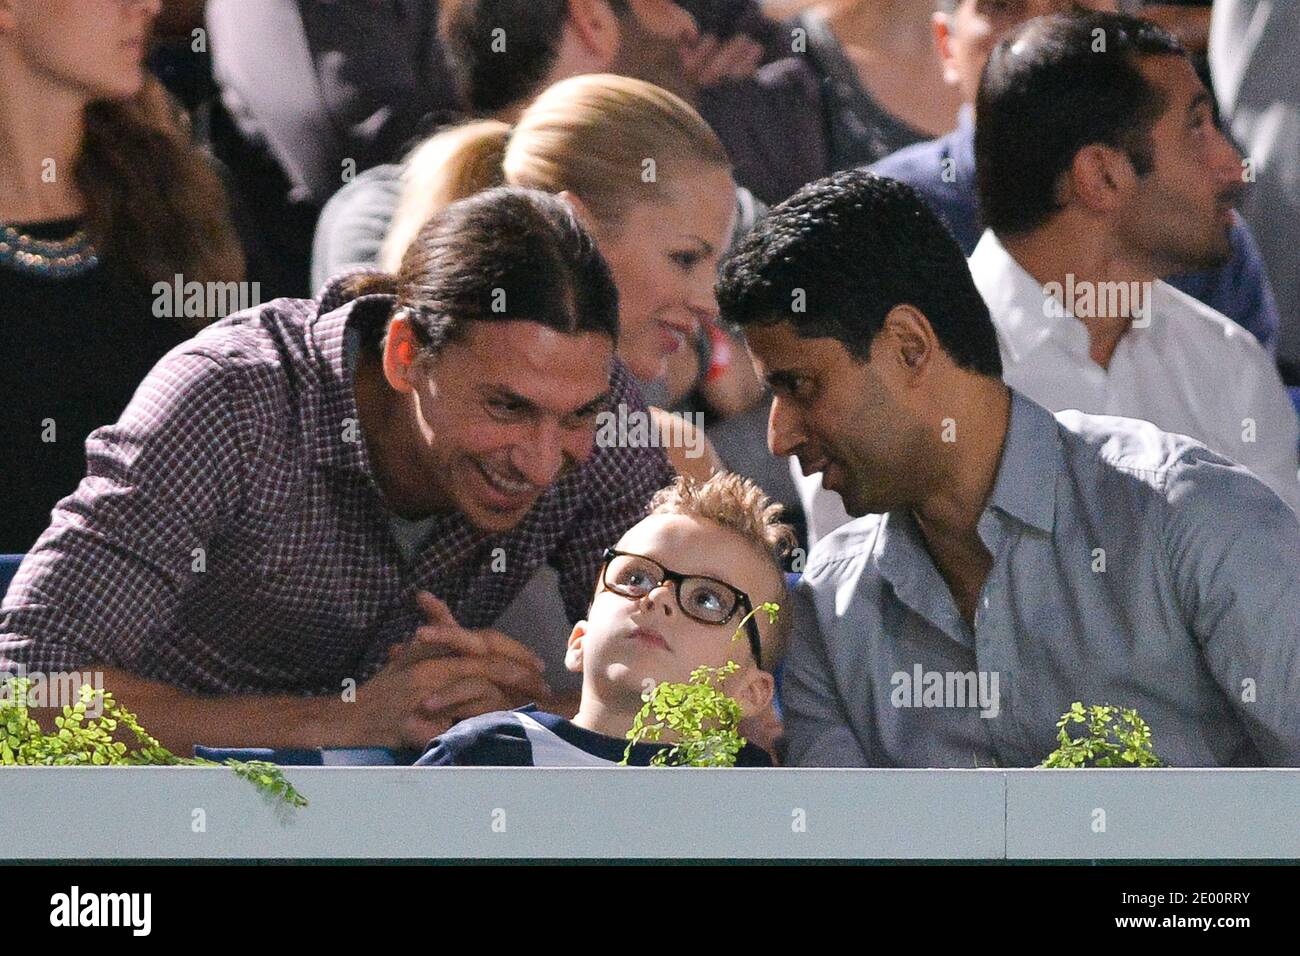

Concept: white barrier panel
[[1005, 768, 1300, 859], [1, 767, 1296, 860]]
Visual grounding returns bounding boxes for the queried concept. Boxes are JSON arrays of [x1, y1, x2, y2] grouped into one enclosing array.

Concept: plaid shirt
[[0, 279, 675, 694]]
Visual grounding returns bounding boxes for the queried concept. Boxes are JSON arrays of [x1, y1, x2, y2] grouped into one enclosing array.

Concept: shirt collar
[[305, 291, 393, 477], [985, 390, 1060, 535], [969, 229, 1071, 365]]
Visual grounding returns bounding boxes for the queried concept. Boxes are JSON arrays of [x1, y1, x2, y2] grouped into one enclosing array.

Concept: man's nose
[[1211, 125, 1245, 189], [767, 394, 805, 459], [514, 423, 568, 487]]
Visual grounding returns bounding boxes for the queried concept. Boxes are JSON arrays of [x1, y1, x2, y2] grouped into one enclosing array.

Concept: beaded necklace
[[0, 222, 101, 279]]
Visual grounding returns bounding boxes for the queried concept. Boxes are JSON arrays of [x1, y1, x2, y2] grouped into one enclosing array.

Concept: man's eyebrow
[[481, 386, 612, 417], [480, 385, 536, 409], [684, 234, 716, 256], [765, 369, 804, 392], [572, 390, 613, 416]]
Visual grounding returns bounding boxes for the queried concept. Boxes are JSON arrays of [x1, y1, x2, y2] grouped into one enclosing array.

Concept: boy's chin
[[595, 660, 685, 702]]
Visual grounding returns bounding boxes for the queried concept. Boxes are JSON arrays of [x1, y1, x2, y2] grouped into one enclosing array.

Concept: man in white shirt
[[793, 11, 1298, 539], [968, 232, 1298, 511], [970, 11, 1298, 512]]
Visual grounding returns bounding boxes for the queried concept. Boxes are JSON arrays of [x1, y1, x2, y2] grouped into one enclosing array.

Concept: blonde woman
[[381, 73, 763, 481]]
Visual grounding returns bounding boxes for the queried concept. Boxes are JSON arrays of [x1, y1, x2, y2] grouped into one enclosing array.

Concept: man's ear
[[933, 11, 959, 88], [381, 314, 422, 394], [1065, 143, 1135, 215], [877, 304, 940, 384], [565, 0, 621, 65], [564, 622, 587, 674]]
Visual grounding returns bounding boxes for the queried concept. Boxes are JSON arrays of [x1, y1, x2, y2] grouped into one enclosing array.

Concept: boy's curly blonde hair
[[646, 473, 798, 667]]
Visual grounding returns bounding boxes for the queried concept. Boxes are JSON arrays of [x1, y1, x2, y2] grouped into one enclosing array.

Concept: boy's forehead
[[615, 513, 776, 595]]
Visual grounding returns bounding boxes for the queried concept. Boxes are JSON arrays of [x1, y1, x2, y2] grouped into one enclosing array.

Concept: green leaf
[[1038, 701, 1163, 768]]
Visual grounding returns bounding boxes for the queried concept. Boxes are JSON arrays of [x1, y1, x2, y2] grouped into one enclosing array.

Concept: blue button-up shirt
[[870, 107, 1281, 355], [781, 391, 1300, 768]]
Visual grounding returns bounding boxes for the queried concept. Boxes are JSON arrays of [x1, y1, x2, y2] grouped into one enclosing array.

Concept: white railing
[[2, 767, 1296, 860]]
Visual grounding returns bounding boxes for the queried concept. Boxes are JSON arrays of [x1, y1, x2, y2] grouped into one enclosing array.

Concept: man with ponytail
[[1, 188, 676, 756]]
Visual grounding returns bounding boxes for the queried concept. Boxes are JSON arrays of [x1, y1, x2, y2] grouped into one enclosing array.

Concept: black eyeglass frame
[[598, 547, 763, 669]]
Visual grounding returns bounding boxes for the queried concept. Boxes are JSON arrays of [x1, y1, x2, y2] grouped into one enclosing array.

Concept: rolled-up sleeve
[[0, 349, 249, 675]]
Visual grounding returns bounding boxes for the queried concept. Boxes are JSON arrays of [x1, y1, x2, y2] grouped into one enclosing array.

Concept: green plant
[[0, 677, 307, 808], [1039, 701, 1163, 768], [622, 602, 780, 767]]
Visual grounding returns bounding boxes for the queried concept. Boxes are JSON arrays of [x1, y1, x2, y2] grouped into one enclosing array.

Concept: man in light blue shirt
[[717, 168, 1300, 768]]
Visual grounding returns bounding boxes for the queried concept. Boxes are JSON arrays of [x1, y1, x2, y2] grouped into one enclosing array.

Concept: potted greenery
[[1, 677, 307, 808], [1039, 701, 1163, 768]]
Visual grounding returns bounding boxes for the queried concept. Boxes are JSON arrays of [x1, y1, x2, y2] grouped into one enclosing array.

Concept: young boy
[[415, 473, 795, 766]]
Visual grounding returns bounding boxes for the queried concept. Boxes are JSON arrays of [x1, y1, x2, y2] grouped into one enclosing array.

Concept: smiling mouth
[[476, 461, 536, 500]]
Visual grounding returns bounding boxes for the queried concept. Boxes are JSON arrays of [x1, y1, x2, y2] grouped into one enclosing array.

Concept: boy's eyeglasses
[[598, 548, 763, 669]]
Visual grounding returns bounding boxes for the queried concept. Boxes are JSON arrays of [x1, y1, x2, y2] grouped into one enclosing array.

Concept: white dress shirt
[[967, 230, 1299, 513]]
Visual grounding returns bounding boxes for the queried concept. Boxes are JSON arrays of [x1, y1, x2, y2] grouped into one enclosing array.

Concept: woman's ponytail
[[379, 120, 511, 271]]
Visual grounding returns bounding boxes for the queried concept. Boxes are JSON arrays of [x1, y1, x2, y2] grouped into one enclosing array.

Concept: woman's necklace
[[0, 221, 101, 279]]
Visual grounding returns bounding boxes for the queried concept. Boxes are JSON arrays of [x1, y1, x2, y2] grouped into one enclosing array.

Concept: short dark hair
[[439, 0, 631, 114], [976, 11, 1184, 236], [717, 169, 1003, 377], [346, 187, 620, 357]]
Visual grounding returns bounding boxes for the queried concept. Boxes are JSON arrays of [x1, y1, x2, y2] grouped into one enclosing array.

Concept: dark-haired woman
[[0, 0, 245, 552]]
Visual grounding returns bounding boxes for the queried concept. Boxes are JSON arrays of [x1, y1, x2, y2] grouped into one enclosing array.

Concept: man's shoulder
[[870, 135, 949, 181], [1153, 279, 1272, 361], [1055, 405, 1300, 555], [870, 133, 978, 249], [192, 295, 317, 357], [168, 298, 320, 401], [114, 297, 340, 466], [1050, 405, 1267, 510]]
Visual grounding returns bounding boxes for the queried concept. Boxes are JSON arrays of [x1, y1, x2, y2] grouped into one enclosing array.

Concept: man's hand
[[358, 591, 552, 749], [680, 32, 765, 90]]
